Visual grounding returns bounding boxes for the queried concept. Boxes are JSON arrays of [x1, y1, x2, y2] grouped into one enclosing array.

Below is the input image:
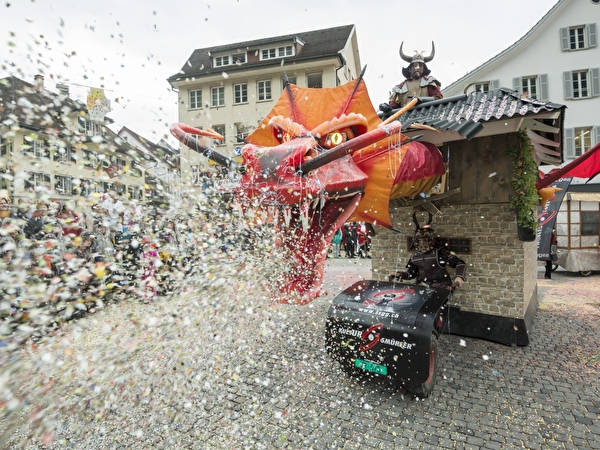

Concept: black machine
[[325, 280, 453, 397]]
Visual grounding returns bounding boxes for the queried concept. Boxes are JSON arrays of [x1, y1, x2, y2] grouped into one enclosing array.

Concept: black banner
[[537, 177, 572, 261]]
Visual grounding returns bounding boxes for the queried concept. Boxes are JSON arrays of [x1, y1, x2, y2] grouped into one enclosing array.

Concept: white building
[[443, 0, 599, 171]]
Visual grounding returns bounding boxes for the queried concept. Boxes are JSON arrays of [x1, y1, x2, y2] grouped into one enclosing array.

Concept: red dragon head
[[171, 71, 445, 304]]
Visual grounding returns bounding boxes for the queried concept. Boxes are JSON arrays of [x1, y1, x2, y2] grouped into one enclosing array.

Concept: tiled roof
[[118, 126, 179, 169], [395, 88, 566, 165], [168, 25, 355, 82], [0, 75, 84, 135]]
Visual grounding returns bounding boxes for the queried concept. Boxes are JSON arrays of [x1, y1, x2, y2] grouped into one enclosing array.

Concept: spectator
[[57, 201, 82, 238], [331, 227, 342, 258]]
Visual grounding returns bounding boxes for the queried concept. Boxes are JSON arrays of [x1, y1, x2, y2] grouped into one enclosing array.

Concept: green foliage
[[507, 130, 539, 231]]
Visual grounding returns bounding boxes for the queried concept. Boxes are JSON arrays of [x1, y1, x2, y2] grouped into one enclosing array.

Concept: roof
[[0, 75, 84, 135], [118, 126, 179, 169], [168, 25, 355, 84], [443, 0, 565, 94], [396, 87, 566, 165]]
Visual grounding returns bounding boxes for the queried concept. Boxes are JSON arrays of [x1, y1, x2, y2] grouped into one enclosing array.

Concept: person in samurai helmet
[[389, 212, 466, 289], [384, 41, 443, 110]]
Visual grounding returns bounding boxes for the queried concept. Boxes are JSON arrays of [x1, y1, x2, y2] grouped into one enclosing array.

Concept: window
[[26, 172, 51, 192], [407, 236, 471, 254], [0, 171, 9, 190], [475, 83, 489, 93], [473, 79, 500, 93], [0, 137, 13, 157], [307, 73, 322, 88], [212, 125, 226, 146], [234, 83, 248, 104], [563, 68, 600, 99], [189, 89, 202, 109], [581, 211, 599, 236], [54, 175, 74, 195], [260, 45, 294, 60], [31, 140, 50, 160], [115, 157, 127, 171], [211, 86, 225, 107], [52, 145, 75, 164], [190, 165, 202, 186], [574, 127, 592, 157], [130, 162, 143, 178], [235, 123, 252, 143], [513, 74, 548, 101], [127, 185, 143, 201], [232, 53, 246, 65], [213, 53, 246, 67], [257, 80, 271, 101], [282, 75, 297, 89], [78, 117, 103, 137], [560, 24, 598, 51], [82, 149, 99, 170], [564, 126, 600, 159], [214, 55, 230, 67]]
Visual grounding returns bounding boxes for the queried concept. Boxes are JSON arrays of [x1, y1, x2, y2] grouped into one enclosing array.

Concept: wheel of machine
[[579, 270, 593, 277], [410, 334, 439, 398]]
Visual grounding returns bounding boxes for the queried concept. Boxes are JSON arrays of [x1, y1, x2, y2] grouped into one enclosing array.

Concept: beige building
[[0, 75, 151, 208], [167, 25, 362, 184]]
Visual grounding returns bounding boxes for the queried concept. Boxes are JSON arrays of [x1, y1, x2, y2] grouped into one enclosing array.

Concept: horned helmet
[[410, 211, 438, 253], [400, 41, 435, 79]]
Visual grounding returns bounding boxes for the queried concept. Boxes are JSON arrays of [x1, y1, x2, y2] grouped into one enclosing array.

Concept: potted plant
[[507, 130, 539, 242]]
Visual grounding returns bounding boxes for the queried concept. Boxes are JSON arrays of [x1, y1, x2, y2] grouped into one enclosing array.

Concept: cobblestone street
[[8, 258, 600, 449]]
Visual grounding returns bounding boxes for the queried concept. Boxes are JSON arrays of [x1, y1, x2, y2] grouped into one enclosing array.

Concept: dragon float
[[170, 70, 445, 304]]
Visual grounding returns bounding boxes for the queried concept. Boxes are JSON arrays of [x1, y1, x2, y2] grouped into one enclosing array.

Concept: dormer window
[[260, 45, 294, 60], [213, 53, 246, 67]]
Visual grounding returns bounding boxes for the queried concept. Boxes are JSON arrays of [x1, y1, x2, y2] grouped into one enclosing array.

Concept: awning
[[569, 192, 600, 202]]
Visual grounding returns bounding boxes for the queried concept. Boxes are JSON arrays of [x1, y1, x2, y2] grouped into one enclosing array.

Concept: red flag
[[537, 142, 600, 189]]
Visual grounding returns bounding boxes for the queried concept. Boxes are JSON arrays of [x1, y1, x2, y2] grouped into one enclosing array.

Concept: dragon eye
[[321, 130, 348, 149], [329, 131, 344, 146]]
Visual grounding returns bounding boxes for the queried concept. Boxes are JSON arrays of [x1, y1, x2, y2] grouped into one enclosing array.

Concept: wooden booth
[[372, 89, 566, 346]]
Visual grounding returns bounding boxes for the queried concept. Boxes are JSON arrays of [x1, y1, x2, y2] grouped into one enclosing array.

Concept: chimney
[[56, 83, 70, 97], [34, 74, 44, 91]]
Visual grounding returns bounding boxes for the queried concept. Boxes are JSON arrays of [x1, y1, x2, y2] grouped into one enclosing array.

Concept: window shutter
[[512, 77, 522, 94], [590, 68, 600, 97], [564, 128, 575, 160], [563, 71, 574, 100], [490, 79, 500, 90], [593, 126, 600, 146], [588, 23, 598, 48], [539, 74, 549, 101], [560, 27, 570, 51]]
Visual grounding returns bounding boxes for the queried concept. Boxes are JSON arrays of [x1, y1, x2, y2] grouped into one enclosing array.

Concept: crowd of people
[[0, 189, 248, 332], [330, 222, 372, 259]]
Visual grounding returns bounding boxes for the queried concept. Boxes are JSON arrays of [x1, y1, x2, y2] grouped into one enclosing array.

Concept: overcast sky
[[1, 0, 558, 145]]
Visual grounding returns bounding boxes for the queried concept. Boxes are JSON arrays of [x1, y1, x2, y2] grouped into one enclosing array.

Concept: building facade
[[442, 0, 600, 275], [0, 75, 147, 208], [167, 25, 362, 184], [443, 0, 599, 168]]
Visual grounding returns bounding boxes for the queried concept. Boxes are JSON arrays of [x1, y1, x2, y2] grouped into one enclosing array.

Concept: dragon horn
[[399, 42, 412, 63], [423, 41, 435, 63], [170, 123, 244, 173]]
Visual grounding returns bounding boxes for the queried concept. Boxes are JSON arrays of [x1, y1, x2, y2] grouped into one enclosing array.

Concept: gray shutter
[[563, 71, 574, 100], [590, 67, 600, 97], [593, 125, 600, 146], [539, 74, 549, 101], [560, 27, 570, 51], [490, 79, 500, 90], [513, 77, 522, 94], [588, 23, 598, 48], [564, 128, 575, 160]]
